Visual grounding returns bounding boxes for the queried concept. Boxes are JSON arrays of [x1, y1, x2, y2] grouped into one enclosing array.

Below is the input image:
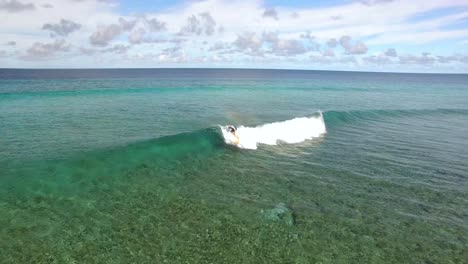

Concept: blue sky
[[117, 0, 344, 13], [1, 0, 468, 72]]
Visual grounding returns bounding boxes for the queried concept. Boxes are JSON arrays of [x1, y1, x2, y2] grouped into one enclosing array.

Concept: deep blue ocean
[[1, 69, 467, 263]]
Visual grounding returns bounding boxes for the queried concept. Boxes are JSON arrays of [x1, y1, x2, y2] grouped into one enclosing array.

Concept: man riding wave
[[226, 125, 240, 145]]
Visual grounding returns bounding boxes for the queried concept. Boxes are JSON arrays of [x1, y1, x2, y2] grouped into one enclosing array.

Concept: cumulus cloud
[[339, 36, 352, 49], [459, 56, 468, 64], [339, 35, 368, 54], [300, 32, 314, 39], [145, 17, 166, 32], [437, 55, 468, 64], [233, 32, 263, 55], [363, 55, 391, 64], [89, 24, 121, 46], [162, 46, 182, 54], [88, 16, 167, 47], [42, 19, 82, 37], [80, 44, 130, 55], [118, 17, 137, 31], [323, 49, 335, 57], [1, 0, 467, 71], [23, 39, 70, 59], [89, 18, 136, 46], [79, 47, 95, 55], [270, 38, 308, 56], [180, 15, 201, 35], [384, 48, 397, 57], [437, 55, 457, 64], [398, 52, 435, 65], [347, 41, 367, 54], [122, 52, 157, 61], [157, 45, 188, 63], [231, 31, 315, 57], [199, 12, 216, 35], [327, 38, 338, 48], [179, 12, 216, 36], [263, 7, 278, 20], [456, 55, 468, 64], [310, 54, 357, 64], [105, 44, 130, 54], [262, 31, 278, 43], [0, 0, 35, 12], [128, 27, 175, 45], [128, 28, 146, 44], [208, 41, 228, 51]]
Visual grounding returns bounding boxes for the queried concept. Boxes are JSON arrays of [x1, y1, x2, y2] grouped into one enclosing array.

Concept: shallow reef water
[[1, 69, 467, 263]]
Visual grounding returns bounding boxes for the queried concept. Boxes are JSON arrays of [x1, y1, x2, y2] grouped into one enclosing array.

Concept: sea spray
[[221, 113, 327, 149]]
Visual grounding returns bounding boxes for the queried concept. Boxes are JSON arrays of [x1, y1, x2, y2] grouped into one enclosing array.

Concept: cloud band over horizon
[[1, 0, 468, 73]]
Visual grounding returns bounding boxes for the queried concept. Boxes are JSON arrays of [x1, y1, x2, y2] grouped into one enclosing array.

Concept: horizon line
[[1, 67, 467, 75]]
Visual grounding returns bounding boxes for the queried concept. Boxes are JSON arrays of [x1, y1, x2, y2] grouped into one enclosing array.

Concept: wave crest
[[221, 113, 327, 149]]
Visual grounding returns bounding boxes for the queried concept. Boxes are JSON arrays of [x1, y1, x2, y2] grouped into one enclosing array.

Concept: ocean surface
[[1, 69, 467, 263]]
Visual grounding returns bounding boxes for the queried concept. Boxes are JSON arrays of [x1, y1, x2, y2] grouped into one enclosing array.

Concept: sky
[[0, 0, 468, 72]]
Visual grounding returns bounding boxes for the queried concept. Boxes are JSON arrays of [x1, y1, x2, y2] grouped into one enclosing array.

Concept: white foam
[[221, 113, 326, 149]]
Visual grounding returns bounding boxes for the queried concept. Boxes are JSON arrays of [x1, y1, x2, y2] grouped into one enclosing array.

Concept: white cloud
[[384, 48, 397, 57], [310, 54, 357, 64], [22, 39, 70, 59], [42, 19, 82, 36], [263, 7, 278, 20], [0, 0, 35, 12], [398, 52, 435, 65], [179, 12, 217, 36], [128, 28, 146, 44], [339, 35, 368, 54], [326, 38, 338, 48], [0, 0, 467, 71], [323, 49, 335, 57], [363, 54, 392, 64], [89, 24, 122, 46], [145, 17, 166, 32]]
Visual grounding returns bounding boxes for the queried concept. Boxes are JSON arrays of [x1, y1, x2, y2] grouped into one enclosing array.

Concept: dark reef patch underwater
[[1, 69, 467, 263]]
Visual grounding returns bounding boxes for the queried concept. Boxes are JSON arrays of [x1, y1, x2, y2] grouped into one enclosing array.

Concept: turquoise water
[[1, 69, 467, 263]]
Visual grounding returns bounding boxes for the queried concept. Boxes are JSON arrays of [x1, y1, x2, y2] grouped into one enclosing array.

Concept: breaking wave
[[221, 113, 327, 149]]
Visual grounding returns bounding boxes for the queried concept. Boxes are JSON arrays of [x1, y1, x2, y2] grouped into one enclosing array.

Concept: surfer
[[227, 125, 240, 145]]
